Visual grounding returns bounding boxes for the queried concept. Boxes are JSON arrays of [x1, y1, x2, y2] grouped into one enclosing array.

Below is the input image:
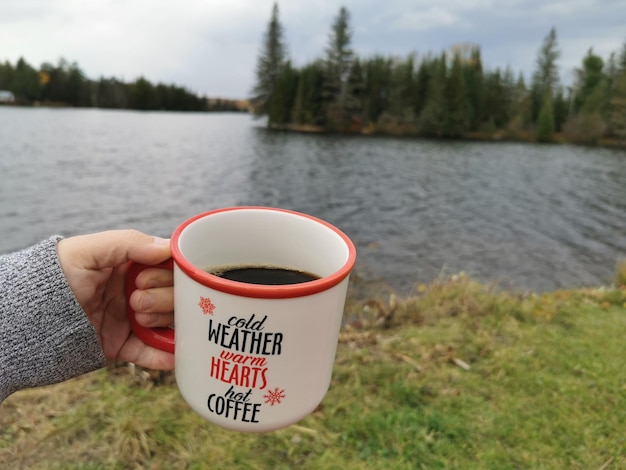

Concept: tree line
[[0, 57, 245, 112], [252, 4, 626, 145]]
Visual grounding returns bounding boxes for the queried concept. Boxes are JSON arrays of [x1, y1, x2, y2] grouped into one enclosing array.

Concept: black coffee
[[209, 266, 320, 285]]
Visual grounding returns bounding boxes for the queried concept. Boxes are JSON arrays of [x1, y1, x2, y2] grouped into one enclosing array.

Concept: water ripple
[[1, 108, 625, 293]]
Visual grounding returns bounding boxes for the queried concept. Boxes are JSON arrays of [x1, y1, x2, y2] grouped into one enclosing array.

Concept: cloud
[[388, 7, 461, 32], [0, 0, 624, 97]]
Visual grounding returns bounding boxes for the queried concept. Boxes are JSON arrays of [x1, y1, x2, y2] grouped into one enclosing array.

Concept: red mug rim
[[170, 206, 357, 299]]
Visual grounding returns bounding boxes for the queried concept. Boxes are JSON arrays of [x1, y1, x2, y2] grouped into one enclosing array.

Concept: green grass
[[2, 274, 625, 469]]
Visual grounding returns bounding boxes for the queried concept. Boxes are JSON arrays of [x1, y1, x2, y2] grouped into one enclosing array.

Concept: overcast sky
[[1, 0, 624, 99]]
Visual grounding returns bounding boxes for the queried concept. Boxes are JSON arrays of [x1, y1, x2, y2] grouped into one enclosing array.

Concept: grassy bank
[[2, 273, 626, 469]]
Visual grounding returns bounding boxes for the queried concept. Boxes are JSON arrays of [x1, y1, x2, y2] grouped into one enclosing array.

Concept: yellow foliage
[[38, 71, 50, 85]]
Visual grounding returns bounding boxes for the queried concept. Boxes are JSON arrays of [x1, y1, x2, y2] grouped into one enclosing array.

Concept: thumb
[[59, 230, 171, 270]]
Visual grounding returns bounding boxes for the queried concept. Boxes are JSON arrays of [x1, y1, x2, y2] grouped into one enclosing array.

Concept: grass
[[2, 273, 626, 469]]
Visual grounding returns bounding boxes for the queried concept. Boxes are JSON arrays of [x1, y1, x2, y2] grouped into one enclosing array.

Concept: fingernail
[[140, 293, 154, 311], [153, 237, 170, 246]]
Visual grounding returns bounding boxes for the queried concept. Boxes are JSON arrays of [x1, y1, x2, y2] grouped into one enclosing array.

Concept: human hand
[[56, 230, 175, 370]]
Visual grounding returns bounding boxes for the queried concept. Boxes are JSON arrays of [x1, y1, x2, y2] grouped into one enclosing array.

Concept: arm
[[0, 236, 106, 401], [1, 231, 175, 402]]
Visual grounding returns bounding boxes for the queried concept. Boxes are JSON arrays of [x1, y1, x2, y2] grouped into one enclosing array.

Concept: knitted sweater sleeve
[[0, 236, 107, 402]]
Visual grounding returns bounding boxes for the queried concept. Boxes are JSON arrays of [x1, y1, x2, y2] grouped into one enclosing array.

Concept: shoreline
[[269, 122, 626, 150]]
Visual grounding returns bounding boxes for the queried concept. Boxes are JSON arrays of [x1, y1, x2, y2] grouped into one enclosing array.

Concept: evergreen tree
[[387, 55, 417, 122], [10, 57, 40, 102], [483, 69, 508, 129], [344, 58, 366, 128], [291, 61, 325, 126], [444, 53, 467, 137], [251, 3, 288, 123], [419, 54, 447, 137], [323, 6, 354, 130], [362, 55, 392, 124], [608, 70, 626, 140], [65, 61, 87, 106], [573, 49, 606, 113], [506, 73, 532, 137], [535, 90, 555, 142], [268, 61, 298, 125], [0, 61, 14, 90], [464, 47, 484, 131], [128, 77, 158, 110], [413, 58, 432, 118], [531, 27, 560, 123], [607, 39, 626, 139], [96, 77, 129, 109], [553, 86, 569, 131]]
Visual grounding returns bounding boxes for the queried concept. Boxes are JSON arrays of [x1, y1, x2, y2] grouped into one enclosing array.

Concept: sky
[[1, 0, 624, 99]]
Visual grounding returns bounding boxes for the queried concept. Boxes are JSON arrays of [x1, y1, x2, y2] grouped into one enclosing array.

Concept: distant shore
[[268, 122, 626, 149]]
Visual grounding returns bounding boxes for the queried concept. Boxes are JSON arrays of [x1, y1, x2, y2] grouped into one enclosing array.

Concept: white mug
[[127, 207, 357, 432]]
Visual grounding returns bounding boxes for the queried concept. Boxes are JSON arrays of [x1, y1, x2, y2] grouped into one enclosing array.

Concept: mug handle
[[126, 259, 176, 354]]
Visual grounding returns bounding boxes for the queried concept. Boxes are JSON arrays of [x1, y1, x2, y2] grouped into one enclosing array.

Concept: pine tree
[[573, 49, 605, 113], [323, 6, 354, 130], [419, 54, 447, 137], [464, 47, 484, 131], [268, 61, 298, 125], [344, 58, 365, 128], [251, 3, 287, 123], [444, 53, 467, 137], [291, 61, 325, 126], [10, 57, 40, 102], [608, 70, 626, 140], [535, 90, 555, 142], [362, 56, 392, 124], [414, 58, 431, 118], [531, 27, 560, 123]]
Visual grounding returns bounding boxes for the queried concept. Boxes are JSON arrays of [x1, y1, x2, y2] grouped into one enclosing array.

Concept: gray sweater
[[0, 236, 106, 402]]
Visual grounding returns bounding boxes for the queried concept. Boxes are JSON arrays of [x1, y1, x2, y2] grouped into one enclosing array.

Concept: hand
[[56, 230, 175, 370]]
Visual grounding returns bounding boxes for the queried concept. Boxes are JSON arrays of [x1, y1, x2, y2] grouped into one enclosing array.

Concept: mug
[[127, 207, 357, 432]]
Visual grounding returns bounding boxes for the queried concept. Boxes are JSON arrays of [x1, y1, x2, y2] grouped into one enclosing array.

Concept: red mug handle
[[126, 259, 175, 354]]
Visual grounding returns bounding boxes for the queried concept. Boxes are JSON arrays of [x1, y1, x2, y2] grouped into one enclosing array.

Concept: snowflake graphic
[[198, 296, 216, 315], [263, 387, 286, 406]]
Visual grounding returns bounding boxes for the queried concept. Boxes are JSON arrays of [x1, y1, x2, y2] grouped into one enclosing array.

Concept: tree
[[608, 70, 626, 140], [535, 91, 555, 142], [251, 3, 288, 123], [291, 61, 325, 126], [444, 52, 467, 137], [362, 55, 392, 124], [419, 54, 447, 137], [464, 47, 485, 131], [344, 58, 366, 128], [11, 57, 40, 102], [268, 61, 298, 125], [506, 73, 532, 137], [323, 6, 354, 130], [96, 77, 129, 108], [531, 27, 560, 122], [413, 58, 432, 118], [573, 49, 606, 113], [483, 68, 508, 130], [128, 77, 157, 110]]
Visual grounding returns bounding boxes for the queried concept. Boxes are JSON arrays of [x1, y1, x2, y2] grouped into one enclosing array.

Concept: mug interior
[[171, 207, 356, 298]]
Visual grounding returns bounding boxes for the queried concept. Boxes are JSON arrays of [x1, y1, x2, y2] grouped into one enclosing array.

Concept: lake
[[1, 107, 625, 295]]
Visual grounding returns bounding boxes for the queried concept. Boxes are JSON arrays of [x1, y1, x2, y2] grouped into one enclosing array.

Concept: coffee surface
[[209, 266, 320, 285]]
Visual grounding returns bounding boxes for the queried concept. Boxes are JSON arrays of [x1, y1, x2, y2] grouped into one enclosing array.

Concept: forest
[[251, 5, 626, 145], [0, 57, 245, 112]]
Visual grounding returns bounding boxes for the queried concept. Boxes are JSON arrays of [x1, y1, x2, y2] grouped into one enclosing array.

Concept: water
[[1, 107, 626, 294]]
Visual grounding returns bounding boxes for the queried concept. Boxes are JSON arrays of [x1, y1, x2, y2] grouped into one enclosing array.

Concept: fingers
[[130, 285, 173, 327], [129, 267, 174, 328], [135, 267, 173, 290], [59, 230, 171, 271], [118, 335, 175, 371]]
